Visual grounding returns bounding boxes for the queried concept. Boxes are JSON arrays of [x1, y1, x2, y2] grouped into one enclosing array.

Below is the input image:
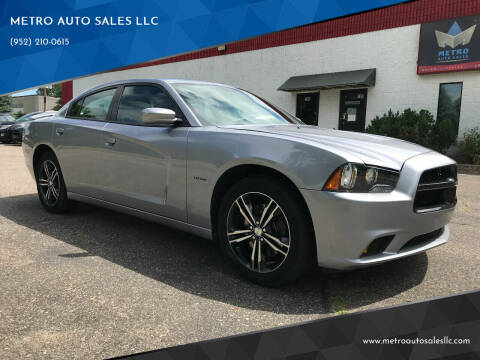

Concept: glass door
[[339, 89, 368, 132]]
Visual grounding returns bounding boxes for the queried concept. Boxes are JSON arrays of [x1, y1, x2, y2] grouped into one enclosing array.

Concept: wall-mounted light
[[217, 44, 226, 52]]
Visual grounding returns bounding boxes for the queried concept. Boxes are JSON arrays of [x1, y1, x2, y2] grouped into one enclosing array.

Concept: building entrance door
[[339, 89, 368, 132], [296, 93, 319, 125]]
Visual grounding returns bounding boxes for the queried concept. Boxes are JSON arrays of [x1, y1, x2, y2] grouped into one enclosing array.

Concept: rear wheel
[[217, 176, 316, 287], [35, 151, 72, 213]]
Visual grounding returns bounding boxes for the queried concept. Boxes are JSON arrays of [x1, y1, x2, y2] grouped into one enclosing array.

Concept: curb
[[458, 164, 480, 175]]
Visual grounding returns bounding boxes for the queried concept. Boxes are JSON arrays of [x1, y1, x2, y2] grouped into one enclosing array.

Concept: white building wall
[[74, 24, 480, 135]]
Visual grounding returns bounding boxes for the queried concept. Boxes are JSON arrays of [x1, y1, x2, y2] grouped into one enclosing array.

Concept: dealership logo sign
[[418, 15, 480, 74], [435, 21, 476, 48], [435, 21, 477, 63]]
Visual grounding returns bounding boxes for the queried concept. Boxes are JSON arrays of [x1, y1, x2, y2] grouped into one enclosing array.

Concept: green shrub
[[0, 95, 12, 113], [13, 111, 25, 119], [430, 119, 458, 154], [366, 108, 457, 153], [455, 127, 480, 165]]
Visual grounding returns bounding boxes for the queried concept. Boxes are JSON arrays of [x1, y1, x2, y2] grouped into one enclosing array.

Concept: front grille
[[414, 165, 457, 213], [400, 227, 444, 252], [419, 165, 457, 185]]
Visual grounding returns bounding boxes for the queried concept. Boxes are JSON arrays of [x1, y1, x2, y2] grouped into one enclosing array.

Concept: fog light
[[361, 235, 395, 258]]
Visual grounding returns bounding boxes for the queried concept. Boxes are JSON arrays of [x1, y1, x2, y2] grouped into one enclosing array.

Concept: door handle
[[104, 137, 117, 146], [55, 128, 65, 136]]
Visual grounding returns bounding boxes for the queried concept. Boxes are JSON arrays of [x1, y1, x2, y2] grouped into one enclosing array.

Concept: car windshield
[[15, 113, 37, 123], [0, 114, 14, 123], [172, 83, 302, 126]]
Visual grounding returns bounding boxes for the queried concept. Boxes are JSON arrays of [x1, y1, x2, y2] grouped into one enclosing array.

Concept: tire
[[217, 175, 316, 287], [35, 151, 72, 213]]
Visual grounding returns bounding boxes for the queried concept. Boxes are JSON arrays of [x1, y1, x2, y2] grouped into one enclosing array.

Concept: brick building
[[63, 0, 480, 136]]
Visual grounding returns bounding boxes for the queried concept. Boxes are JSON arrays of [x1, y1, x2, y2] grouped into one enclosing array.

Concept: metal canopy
[[278, 68, 376, 92]]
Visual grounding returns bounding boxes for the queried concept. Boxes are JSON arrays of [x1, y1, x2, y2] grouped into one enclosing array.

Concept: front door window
[[116, 85, 178, 125]]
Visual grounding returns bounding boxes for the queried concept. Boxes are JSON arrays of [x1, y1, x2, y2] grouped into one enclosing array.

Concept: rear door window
[[67, 88, 116, 121], [67, 98, 83, 118]]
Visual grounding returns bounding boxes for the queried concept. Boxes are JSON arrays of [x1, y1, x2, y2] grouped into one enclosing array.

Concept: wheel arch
[[32, 144, 56, 179], [210, 164, 316, 251]]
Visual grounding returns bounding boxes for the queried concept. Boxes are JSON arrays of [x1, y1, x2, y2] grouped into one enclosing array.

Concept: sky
[[12, 89, 38, 97]]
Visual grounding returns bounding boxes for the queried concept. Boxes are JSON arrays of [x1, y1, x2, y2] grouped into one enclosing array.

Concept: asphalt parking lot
[[0, 144, 479, 359]]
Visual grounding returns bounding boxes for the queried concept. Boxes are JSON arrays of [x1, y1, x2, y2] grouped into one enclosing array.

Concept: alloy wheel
[[226, 192, 291, 273], [38, 160, 60, 205]]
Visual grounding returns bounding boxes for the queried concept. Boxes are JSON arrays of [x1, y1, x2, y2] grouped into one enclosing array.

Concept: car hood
[[223, 124, 432, 170], [0, 124, 13, 130], [9, 123, 25, 130]]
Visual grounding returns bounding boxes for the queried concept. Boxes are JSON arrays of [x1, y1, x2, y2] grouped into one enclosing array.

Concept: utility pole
[[43, 87, 47, 112]]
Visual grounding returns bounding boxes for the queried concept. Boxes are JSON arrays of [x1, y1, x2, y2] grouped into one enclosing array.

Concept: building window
[[437, 82, 463, 134]]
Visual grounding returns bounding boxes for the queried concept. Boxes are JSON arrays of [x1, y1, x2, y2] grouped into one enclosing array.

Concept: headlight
[[340, 163, 357, 189], [323, 163, 399, 193]]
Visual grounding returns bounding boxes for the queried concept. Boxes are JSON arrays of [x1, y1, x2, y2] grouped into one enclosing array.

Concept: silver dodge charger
[[22, 79, 457, 286]]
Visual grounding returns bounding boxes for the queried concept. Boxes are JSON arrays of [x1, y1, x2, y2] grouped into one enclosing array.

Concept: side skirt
[[67, 192, 213, 240]]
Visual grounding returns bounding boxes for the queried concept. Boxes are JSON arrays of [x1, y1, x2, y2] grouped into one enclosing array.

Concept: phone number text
[[10, 38, 70, 47]]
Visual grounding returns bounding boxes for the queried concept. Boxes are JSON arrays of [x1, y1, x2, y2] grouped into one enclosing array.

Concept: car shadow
[[0, 193, 429, 315], [0, 143, 21, 146]]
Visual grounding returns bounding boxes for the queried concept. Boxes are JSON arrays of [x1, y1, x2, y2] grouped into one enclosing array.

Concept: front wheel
[[35, 151, 72, 213], [217, 176, 316, 287]]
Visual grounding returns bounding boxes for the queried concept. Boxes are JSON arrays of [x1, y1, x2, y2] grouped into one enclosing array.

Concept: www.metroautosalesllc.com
[[363, 336, 472, 346]]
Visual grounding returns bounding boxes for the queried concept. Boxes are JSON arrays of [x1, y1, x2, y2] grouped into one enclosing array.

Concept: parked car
[[22, 79, 457, 286], [0, 113, 15, 143], [2, 111, 56, 144]]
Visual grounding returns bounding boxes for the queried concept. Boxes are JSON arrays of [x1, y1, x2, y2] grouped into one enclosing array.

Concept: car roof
[[164, 79, 232, 86], [81, 78, 234, 95]]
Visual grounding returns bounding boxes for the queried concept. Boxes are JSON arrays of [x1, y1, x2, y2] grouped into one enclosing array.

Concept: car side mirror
[[141, 108, 181, 126]]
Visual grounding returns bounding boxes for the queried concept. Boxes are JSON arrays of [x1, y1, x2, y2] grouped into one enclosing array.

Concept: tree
[[36, 84, 62, 98], [13, 111, 25, 119], [0, 95, 12, 113], [37, 84, 63, 111], [53, 97, 63, 111]]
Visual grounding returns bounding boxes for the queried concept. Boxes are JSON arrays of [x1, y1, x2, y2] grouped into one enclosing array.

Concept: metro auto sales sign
[[418, 15, 480, 74]]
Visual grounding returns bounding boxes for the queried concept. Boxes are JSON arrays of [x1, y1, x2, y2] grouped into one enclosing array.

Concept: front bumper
[[8, 129, 23, 143], [301, 152, 456, 270], [0, 129, 11, 142]]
